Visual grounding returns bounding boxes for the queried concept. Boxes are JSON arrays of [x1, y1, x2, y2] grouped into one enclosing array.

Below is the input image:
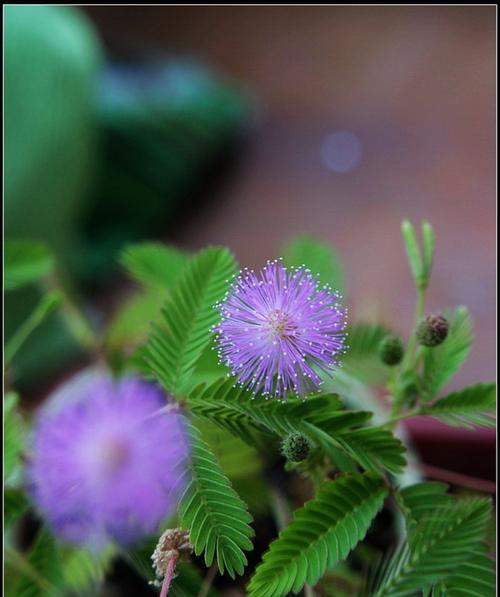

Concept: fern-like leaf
[[397, 482, 453, 533], [179, 422, 253, 578], [247, 472, 388, 597], [431, 545, 495, 597], [188, 377, 347, 441], [373, 497, 492, 597], [422, 383, 496, 428], [422, 307, 473, 399], [146, 247, 237, 395], [188, 378, 406, 475], [329, 426, 407, 476]]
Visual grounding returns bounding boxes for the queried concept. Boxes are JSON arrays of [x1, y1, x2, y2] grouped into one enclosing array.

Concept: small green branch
[[197, 564, 218, 597], [383, 408, 421, 428], [43, 273, 100, 354], [4, 292, 62, 366]]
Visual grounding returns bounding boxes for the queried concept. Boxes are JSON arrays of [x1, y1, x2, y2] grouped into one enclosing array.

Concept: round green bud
[[281, 433, 312, 463], [416, 315, 449, 347], [379, 335, 404, 366]]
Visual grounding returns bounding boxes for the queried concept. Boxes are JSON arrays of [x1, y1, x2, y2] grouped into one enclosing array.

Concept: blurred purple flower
[[27, 370, 189, 549], [214, 260, 347, 399]]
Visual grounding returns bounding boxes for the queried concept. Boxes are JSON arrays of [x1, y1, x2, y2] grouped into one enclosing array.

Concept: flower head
[[27, 370, 189, 549], [214, 260, 347, 398]]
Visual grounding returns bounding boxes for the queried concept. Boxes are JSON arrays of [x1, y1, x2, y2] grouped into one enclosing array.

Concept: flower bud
[[416, 315, 449, 347], [281, 433, 312, 463], [151, 528, 192, 581], [379, 335, 404, 366]]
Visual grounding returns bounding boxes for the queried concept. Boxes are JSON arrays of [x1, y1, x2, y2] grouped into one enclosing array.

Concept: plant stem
[[270, 486, 291, 530], [160, 554, 178, 597], [383, 408, 421, 428], [197, 564, 217, 597], [304, 584, 316, 596], [4, 292, 61, 366], [402, 284, 426, 371], [44, 274, 99, 353], [390, 283, 427, 425]]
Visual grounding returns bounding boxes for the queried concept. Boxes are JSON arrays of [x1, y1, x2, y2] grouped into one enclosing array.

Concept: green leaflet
[[247, 473, 388, 597], [145, 246, 237, 395], [188, 378, 406, 475], [120, 242, 188, 290], [422, 382, 496, 428], [179, 422, 254, 578], [422, 306, 473, 399], [4, 240, 55, 292], [373, 497, 492, 597], [281, 234, 345, 295]]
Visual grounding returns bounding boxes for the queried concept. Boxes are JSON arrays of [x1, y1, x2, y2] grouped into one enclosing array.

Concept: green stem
[[402, 284, 426, 371], [197, 564, 217, 597], [390, 284, 427, 424], [4, 292, 61, 366], [383, 408, 421, 428], [43, 274, 99, 353]]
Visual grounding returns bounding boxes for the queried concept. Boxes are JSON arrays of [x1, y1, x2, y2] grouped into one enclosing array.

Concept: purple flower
[[214, 260, 347, 399], [27, 369, 189, 549]]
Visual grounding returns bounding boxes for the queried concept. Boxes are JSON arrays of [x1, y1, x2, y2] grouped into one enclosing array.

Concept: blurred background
[[5, 6, 496, 478]]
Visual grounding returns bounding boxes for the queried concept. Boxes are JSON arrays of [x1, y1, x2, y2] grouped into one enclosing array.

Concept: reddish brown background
[[85, 6, 496, 479]]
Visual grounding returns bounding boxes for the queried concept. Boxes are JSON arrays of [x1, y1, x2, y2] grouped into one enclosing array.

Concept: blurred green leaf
[[4, 489, 30, 529], [60, 545, 114, 594], [198, 421, 263, 479], [105, 288, 165, 361], [421, 221, 436, 282], [282, 234, 345, 294], [401, 220, 424, 287], [342, 323, 392, 385], [120, 242, 188, 290], [4, 392, 26, 486], [4, 240, 55, 292], [14, 527, 64, 597]]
